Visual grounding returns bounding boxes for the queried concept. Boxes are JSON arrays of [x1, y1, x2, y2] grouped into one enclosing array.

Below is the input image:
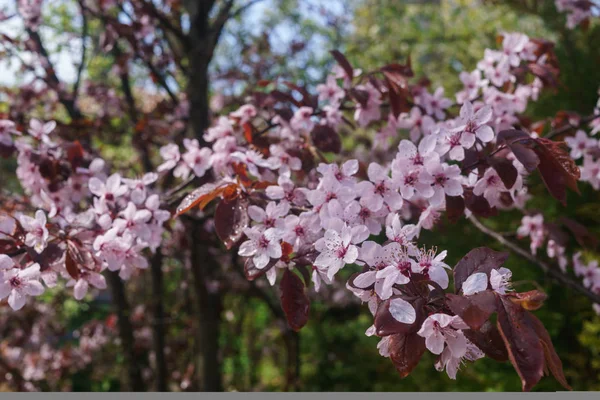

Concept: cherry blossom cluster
[[517, 212, 600, 314], [2, 20, 599, 386], [1, 118, 169, 309], [564, 91, 600, 189], [555, 0, 599, 29], [153, 31, 595, 380], [573, 252, 600, 314]]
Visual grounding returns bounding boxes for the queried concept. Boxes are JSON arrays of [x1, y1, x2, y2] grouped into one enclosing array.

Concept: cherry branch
[[468, 215, 600, 304], [545, 113, 600, 140]]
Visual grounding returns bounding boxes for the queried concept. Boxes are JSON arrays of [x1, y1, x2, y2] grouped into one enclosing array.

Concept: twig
[[72, 0, 88, 101], [468, 215, 600, 304], [545, 113, 600, 140]]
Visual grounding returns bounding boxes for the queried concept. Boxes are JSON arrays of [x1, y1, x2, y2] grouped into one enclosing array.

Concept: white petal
[[389, 298, 416, 324], [461, 272, 488, 295]]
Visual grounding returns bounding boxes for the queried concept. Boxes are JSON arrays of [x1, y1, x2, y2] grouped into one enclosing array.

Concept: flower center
[[258, 236, 270, 249], [9, 276, 22, 288], [374, 182, 387, 195], [435, 174, 448, 186]]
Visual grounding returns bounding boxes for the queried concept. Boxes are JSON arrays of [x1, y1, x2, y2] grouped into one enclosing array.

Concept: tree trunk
[[106, 271, 145, 391], [150, 249, 168, 391], [189, 223, 223, 391]]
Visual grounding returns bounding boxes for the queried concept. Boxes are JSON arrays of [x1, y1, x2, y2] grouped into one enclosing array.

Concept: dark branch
[[73, 0, 88, 101], [26, 28, 82, 120], [142, 0, 190, 50]]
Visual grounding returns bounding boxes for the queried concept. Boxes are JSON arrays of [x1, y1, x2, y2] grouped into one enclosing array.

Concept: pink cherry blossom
[[314, 224, 369, 280], [417, 313, 469, 356], [238, 227, 283, 269], [88, 173, 128, 203], [19, 210, 49, 253], [356, 163, 403, 212], [248, 201, 290, 231], [316, 75, 345, 105], [0, 263, 45, 310], [435, 339, 484, 379]]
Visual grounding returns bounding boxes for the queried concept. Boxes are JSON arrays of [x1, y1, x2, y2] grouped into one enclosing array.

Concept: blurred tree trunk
[[106, 271, 145, 391], [189, 222, 223, 391], [180, 1, 239, 391]]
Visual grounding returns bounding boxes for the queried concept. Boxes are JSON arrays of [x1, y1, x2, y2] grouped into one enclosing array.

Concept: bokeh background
[[1, 0, 600, 392]]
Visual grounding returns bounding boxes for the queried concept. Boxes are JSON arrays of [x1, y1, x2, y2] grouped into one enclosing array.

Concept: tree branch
[[468, 215, 600, 304], [72, 0, 88, 101], [26, 29, 82, 120], [141, 0, 190, 50], [545, 113, 600, 140]]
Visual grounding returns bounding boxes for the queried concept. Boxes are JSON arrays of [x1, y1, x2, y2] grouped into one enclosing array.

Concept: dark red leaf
[[511, 143, 540, 173], [295, 265, 312, 288], [244, 257, 276, 281], [490, 157, 518, 189], [527, 312, 572, 390], [453, 247, 509, 294], [388, 332, 426, 378], [214, 197, 249, 250], [65, 140, 84, 169], [27, 243, 64, 272], [280, 269, 310, 331], [464, 188, 497, 218], [528, 63, 560, 88], [545, 222, 569, 247], [311, 124, 341, 153], [329, 50, 354, 81], [445, 195, 465, 223], [496, 130, 539, 173], [559, 217, 598, 249], [348, 88, 370, 107], [464, 321, 508, 362], [374, 297, 424, 337], [176, 181, 238, 216], [496, 296, 545, 392], [534, 138, 580, 205], [446, 291, 497, 331], [385, 78, 410, 118], [65, 250, 80, 280]]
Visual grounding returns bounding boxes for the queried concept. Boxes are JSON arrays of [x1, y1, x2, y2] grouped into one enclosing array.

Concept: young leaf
[[280, 269, 310, 331], [506, 290, 547, 311], [176, 181, 237, 216], [453, 247, 509, 294]]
